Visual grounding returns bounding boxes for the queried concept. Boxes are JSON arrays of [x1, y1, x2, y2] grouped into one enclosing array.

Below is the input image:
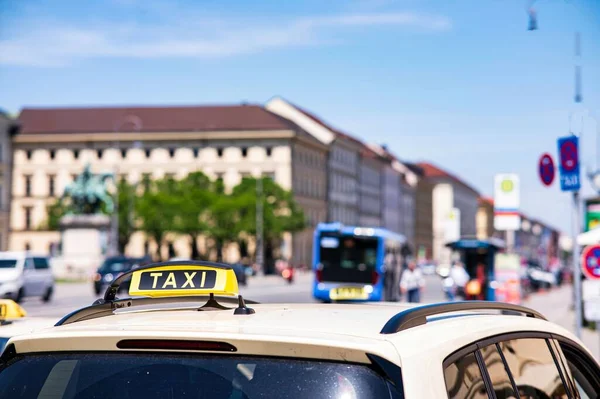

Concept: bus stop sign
[[581, 244, 600, 280], [557, 135, 581, 191]]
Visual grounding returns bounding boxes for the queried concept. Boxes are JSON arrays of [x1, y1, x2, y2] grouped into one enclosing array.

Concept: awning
[[578, 227, 600, 246]]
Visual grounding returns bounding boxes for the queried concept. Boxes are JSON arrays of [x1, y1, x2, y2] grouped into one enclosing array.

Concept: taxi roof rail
[[380, 301, 547, 334]]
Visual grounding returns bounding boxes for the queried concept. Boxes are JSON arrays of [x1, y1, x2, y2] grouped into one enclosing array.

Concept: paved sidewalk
[[524, 284, 600, 359]]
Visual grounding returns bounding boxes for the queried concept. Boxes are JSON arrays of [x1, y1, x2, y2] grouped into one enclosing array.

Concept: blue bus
[[313, 223, 406, 302]]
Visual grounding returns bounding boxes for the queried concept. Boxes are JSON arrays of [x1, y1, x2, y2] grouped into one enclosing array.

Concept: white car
[[0, 252, 54, 303], [1, 261, 599, 398]]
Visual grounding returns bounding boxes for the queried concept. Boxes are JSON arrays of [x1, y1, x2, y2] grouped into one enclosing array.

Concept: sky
[[1, 0, 599, 233]]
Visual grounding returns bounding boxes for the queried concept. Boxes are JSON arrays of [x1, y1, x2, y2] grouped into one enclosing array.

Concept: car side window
[[33, 257, 50, 270], [24, 258, 34, 270], [479, 343, 518, 399], [444, 352, 488, 399], [559, 341, 600, 399], [498, 338, 568, 399]]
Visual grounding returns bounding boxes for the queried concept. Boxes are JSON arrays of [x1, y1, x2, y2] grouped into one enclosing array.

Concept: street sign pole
[[573, 191, 582, 339]]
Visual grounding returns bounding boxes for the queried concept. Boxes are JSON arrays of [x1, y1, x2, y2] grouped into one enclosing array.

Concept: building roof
[[478, 196, 494, 206], [403, 162, 425, 176], [291, 103, 364, 146], [17, 104, 296, 134], [417, 162, 479, 194]]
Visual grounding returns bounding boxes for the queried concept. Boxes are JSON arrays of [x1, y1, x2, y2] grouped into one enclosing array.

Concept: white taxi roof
[[7, 302, 588, 366]]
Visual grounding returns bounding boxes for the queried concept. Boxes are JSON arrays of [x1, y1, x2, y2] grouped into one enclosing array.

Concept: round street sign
[[538, 153, 555, 186], [560, 140, 578, 172], [582, 245, 600, 280]]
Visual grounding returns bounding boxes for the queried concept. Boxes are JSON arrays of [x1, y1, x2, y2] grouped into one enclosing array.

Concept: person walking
[[449, 261, 470, 300], [400, 260, 425, 303]]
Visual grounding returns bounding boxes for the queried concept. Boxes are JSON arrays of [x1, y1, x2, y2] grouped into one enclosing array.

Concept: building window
[[26, 150, 33, 160], [217, 148, 224, 157], [193, 148, 199, 158], [48, 175, 56, 197], [266, 147, 272, 157], [240, 172, 252, 180], [73, 149, 79, 160], [97, 149, 103, 159], [0, 144, 3, 162], [72, 174, 78, 182], [165, 173, 175, 180], [121, 149, 127, 159], [145, 149, 151, 158], [49, 150, 56, 160], [241, 147, 248, 157], [215, 172, 225, 181], [24, 206, 33, 230], [24, 242, 31, 251], [0, 184, 3, 209], [264, 172, 275, 181], [168, 148, 175, 158], [24, 175, 32, 197]]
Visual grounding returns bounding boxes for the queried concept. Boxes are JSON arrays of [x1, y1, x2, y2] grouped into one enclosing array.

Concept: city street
[[22, 272, 446, 319]]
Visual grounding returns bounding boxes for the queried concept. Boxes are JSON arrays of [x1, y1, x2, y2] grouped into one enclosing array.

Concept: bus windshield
[[318, 234, 379, 284]]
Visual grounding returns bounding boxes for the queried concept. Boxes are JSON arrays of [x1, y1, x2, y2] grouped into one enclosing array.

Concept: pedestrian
[[449, 261, 470, 300], [400, 260, 425, 303]]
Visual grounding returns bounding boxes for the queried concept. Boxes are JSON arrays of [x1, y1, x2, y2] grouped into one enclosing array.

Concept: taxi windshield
[[0, 353, 398, 399], [0, 260, 18, 269]]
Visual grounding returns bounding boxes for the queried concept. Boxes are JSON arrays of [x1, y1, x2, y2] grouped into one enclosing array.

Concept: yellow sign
[[501, 179, 514, 193], [329, 287, 368, 301], [0, 299, 27, 319], [129, 264, 239, 298]]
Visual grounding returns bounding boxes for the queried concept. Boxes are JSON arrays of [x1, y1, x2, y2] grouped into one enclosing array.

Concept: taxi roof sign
[[0, 299, 27, 320], [128, 263, 239, 298]]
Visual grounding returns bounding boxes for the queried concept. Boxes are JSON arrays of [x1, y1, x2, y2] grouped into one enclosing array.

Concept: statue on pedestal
[[62, 164, 115, 215]]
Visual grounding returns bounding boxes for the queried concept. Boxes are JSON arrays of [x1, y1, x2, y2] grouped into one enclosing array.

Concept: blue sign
[[557, 135, 581, 191]]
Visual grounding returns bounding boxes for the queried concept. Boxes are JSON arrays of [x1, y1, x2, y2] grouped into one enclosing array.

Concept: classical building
[[266, 97, 362, 226], [0, 111, 19, 250], [11, 105, 328, 267], [368, 144, 419, 248], [415, 163, 479, 265], [358, 145, 384, 227]]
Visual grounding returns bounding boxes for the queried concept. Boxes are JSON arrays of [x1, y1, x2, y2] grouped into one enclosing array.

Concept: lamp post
[[255, 176, 264, 274]]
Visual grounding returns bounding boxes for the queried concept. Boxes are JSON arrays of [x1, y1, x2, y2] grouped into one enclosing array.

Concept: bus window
[[319, 234, 379, 284]]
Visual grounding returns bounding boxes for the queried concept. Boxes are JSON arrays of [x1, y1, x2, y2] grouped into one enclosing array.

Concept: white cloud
[[0, 11, 452, 67]]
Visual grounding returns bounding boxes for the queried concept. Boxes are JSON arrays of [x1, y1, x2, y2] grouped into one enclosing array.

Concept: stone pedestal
[[52, 214, 110, 279]]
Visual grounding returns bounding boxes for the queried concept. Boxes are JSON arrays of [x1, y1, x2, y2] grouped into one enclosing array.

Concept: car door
[[444, 333, 574, 399], [32, 257, 52, 294], [22, 257, 40, 296]]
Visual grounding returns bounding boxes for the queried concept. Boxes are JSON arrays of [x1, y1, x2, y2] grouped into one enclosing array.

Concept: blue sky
[[1, 0, 599, 233]]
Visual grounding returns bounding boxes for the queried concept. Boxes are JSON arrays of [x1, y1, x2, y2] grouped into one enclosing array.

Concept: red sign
[[581, 245, 600, 280], [560, 140, 578, 172], [538, 153, 555, 186]]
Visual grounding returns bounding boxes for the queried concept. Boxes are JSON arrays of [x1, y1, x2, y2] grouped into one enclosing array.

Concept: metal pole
[[573, 191, 583, 339], [256, 176, 264, 274], [112, 163, 119, 256]]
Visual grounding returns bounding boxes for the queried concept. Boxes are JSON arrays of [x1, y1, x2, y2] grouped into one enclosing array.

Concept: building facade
[[266, 97, 362, 226], [11, 105, 327, 267], [0, 112, 18, 251], [476, 197, 495, 240], [417, 163, 479, 265], [358, 146, 383, 227]]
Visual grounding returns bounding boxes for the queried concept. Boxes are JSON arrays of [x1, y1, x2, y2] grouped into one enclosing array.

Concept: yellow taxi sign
[[0, 299, 27, 319], [128, 264, 239, 298]]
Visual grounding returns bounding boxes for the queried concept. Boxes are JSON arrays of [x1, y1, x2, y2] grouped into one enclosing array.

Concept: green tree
[[135, 178, 178, 261], [170, 172, 214, 260], [232, 177, 306, 269], [45, 199, 69, 231], [117, 179, 136, 254]]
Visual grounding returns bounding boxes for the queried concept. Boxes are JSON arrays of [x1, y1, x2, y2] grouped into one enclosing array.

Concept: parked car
[[526, 264, 556, 291], [93, 256, 136, 296], [0, 252, 54, 303]]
